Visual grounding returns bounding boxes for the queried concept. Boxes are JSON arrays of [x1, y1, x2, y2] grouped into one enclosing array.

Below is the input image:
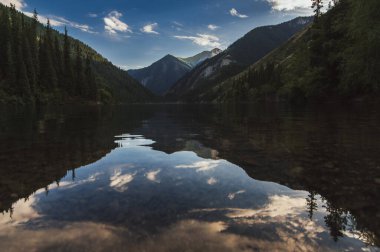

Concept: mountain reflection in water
[[0, 104, 379, 252]]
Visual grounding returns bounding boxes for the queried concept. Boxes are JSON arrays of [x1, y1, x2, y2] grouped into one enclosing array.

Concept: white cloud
[[141, 23, 159, 35], [174, 34, 221, 48], [266, 0, 313, 13], [22, 12, 95, 33], [172, 21, 183, 27], [0, 0, 26, 10], [176, 160, 220, 172], [52, 16, 95, 33], [207, 177, 217, 185], [88, 13, 98, 18], [104, 11, 132, 35], [0, 195, 39, 225], [226, 195, 309, 218], [230, 8, 248, 18], [207, 24, 219, 31], [24, 12, 63, 26], [109, 169, 135, 192], [115, 135, 155, 147], [228, 190, 246, 200], [1, 0, 94, 33], [145, 169, 161, 182], [172, 21, 183, 31]]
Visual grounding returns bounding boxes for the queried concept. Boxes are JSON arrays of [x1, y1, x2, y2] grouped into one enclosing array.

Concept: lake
[[0, 104, 379, 251]]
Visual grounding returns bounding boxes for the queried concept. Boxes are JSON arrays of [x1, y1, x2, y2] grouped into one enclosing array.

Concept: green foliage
[[214, 63, 282, 103], [205, 0, 380, 103], [341, 0, 380, 95], [312, 0, 324, 19], [167, 17, 313, 101], [0, 3, 154, 105]]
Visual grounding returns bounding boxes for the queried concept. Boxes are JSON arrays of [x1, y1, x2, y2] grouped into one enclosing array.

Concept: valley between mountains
[[1, 0, 379, 104]]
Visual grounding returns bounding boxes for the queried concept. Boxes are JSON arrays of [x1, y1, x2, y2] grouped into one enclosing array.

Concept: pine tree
[[2, 5, 18, 95], [306, 191, 318, 220], [0, 4, 115, 103], [85, 56, 97, 101], [63, 26, 74, 95], [9, 4, 19, 57], [53, 36, 63, 89], [16, 44, 32, 100], [28, 9, 39, 94], [4, 40, 16, 94], [75, 44, 84, 96], [39, 19, 58, 91], [312, 0, 324, 20], [21, 14, 36, 97], [0, 6, 11, 81]]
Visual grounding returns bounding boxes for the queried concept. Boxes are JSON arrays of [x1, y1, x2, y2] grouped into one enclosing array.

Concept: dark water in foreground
[[0, 104, 379, 252]]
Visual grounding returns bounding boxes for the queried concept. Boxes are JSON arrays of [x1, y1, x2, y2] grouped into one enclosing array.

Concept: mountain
[[128, 49, 221, 95], [199, 0, 380, 103], [178, 48, 222, 68], [165, 17, 313, 101], [0, 3, 154, 105], [128, 55, 191, 95]]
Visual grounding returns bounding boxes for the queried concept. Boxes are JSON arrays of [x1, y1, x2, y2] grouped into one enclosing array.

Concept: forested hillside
[[166, 17, 312, 101], [202, 0, 380, 103], [0, 4, 153, 105]]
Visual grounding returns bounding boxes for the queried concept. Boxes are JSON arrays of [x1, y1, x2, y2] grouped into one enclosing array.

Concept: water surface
[[0, 104, 379, 251]]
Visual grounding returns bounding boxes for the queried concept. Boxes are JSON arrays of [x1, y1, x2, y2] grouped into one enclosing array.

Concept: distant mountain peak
[[286, 16, 314, 27], [128, 54, 191, 95], [162, 54, 176, 60], [127, 48, 223, 96], [211, 48, 222, 55], [166, 16, 313, 100], [178, 49, 222, 68]]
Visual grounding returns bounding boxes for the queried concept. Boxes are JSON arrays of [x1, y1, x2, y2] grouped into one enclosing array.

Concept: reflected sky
[[1, 132, 378, 252]]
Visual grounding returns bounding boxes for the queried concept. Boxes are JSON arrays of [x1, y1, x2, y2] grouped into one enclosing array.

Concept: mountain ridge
[[128, 49, 222, 95], [128, 54, 191, 95], [165, 16, 313, 100], [171, 0, 380, 103], [178, 48, 222, 68]]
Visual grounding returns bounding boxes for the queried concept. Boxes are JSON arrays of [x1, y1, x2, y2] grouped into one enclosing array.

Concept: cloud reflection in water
[[0, 132, 376, 252]]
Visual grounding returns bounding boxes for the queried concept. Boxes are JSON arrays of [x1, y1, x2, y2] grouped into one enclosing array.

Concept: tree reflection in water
[[0, 104, 379, 251]]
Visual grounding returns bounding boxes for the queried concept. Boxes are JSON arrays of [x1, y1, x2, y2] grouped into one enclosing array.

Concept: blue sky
[[2, 0, 313, 69]]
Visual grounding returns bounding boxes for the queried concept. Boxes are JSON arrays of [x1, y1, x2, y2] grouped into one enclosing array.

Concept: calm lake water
[[0, 104, 379, 252]]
